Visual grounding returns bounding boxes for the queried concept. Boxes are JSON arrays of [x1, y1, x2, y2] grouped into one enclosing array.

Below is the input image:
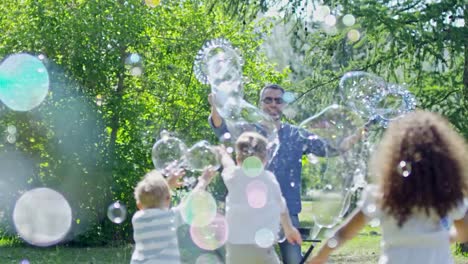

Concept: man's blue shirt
[[209, 117, 328, 215]]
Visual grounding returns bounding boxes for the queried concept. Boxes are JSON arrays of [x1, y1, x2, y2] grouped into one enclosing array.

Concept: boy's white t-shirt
[[359, 185, 467, 264], [222, 166, 287, 245]]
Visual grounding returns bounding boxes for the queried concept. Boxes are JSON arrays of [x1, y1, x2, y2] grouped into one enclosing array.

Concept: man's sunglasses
[[262, 97, 284, 104]]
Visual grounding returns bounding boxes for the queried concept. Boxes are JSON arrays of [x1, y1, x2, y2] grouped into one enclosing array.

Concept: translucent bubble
[[190, 214, 228, 250], [226, 147, 234, 154], [193, 39, 244, 94], [241, 156, 264, 177], [151, 132, 187, 171], [314, 5, 330, 22], [299, 104, 365, 150], [181, 190, 217, 227], [7, 125, 17, 134], [107, 201, 127, 224], [0, 53, 49, 111], [254, 228, 275, 248], [195, 253, 223, 264], [223, 132, 231, 140], [327, 237, 339, 248], [339, 71, 388, 119], [324, 15, 337, 27], [397, 161, 412, 177], [366, 204, 377, 214], [126, 53, 141, 64], [342, 14, 356, 27], [374, 84, 416, 126], [185, 140, 220, 172], [282, 91, 295, 103], [308, 188, 345, 228], [369, 218, 381, 227], [224, 99, 279, 162], [129, 66, 142, 76], [20, 259, 30, 264], [13, 188, 72, 247], [145, 0, 161, 7], [347, 29, 361, 42], [6, 134, 16, 144], [246, 180, 268, 208], [379, 255, 389, 264], [306, 153, 319, 164]]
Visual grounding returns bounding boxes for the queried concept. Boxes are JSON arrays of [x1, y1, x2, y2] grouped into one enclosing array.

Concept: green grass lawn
[[0, 201, 466, 263]]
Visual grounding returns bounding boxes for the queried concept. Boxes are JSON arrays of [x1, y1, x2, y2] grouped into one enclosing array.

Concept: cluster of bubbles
[[5, 124, 17, 144], [0, 53, 49, 112], [194, 38, 280, 162], [151, 130, 220, 186], [270, 1, 360, 41]]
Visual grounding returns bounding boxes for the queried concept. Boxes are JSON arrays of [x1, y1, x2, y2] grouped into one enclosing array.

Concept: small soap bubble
[[324, 15, 337, 26], [7, 125, 17, 134], [327, 237, 338, 248], [6, 134, 16, 144], [369, 218, 381, 227], [397, 161, 412, 177], [130, 66, 142, 76], [254, 228, 275, 248], [107, 202, 127, 224], [342, 14, 356, 27], [347, 29, 361, 42], [223, 132, 231, 140], [246, 180, 268, 209], [366, 204, 377, 214], [128, 53, 141, 64], [241, 156, 264, 177]]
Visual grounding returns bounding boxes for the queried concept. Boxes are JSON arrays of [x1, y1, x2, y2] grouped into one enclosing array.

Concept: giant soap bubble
[[185, 140, 220, 172], [13, 187, 72, 247], [339, 71, 387, 119], [152, 130, 188, 171], [194, 38, 244, 96], [0, 53, 49, 111], [223, 99, 280, 162], [299, 104, 365, 151], [374, 83, 416, 127]]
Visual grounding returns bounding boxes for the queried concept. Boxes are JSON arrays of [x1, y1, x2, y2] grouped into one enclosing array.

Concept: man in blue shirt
[[209, 84, 362, 264]]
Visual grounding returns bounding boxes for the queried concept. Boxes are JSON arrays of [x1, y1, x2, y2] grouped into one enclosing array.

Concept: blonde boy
[[131, 168, 215, 264]]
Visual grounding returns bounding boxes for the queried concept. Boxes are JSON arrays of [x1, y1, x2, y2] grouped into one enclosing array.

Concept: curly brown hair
[[369, 110, 468, 226]]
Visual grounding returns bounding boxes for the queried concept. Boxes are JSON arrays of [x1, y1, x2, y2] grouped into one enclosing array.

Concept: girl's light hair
[[134, 170, 170, 209], [235, 131, 268, 162], [370, 110, 468, 226]]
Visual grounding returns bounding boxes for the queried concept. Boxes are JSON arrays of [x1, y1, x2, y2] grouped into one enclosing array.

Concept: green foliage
[[0, 0, 286, 245]]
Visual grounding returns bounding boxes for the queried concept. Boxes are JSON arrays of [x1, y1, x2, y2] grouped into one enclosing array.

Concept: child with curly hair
[[306, 110, 468, 264]]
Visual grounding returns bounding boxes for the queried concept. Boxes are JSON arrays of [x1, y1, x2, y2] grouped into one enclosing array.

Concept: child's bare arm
[[305, 209, 367, 264], [450, 212, 468, 243], [193, 166, 217, 192], [215, 145, 235, 169], [280, 208, 302, 245], [165, 167, 185, 189]]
